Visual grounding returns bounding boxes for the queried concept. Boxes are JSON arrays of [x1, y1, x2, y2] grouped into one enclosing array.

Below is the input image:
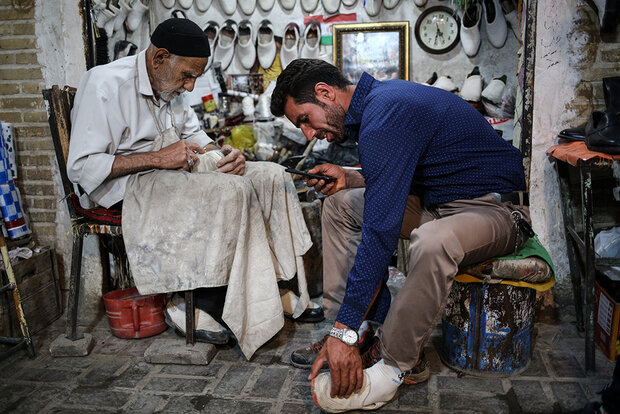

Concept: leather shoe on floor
[[585, 111, 620, 154], [287, 306, 325, 323]]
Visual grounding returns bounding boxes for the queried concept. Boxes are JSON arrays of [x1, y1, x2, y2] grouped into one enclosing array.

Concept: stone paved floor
[[0, 310, 616, 414]]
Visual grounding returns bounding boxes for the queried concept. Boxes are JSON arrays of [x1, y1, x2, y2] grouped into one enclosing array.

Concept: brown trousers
[[321, 188, 530, 372]]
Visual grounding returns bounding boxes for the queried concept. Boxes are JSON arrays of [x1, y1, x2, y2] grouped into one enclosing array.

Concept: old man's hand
[[159, 140, 205, 171], [216, 144, 246, 176]]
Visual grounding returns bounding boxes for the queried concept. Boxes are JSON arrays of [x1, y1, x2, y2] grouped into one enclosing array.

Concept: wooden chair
[[43, 85, 196, 347]]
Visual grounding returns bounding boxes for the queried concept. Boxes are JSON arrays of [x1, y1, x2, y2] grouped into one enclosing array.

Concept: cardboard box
[[595, 281, 620, 360], [0, 247, 62, 337]]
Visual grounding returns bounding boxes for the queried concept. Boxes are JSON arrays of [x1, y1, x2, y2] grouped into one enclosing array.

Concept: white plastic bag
[[595, 227, 620, 281]]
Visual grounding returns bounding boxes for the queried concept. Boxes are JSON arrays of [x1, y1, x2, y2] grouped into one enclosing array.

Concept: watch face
[[342, 329, 358, 345], [415, 6, 460, 54]]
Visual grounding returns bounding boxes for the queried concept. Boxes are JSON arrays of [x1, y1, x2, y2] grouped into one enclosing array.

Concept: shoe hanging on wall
[[102, 6, 119, 37], [460, 1, 482, 57], [279, 0, 296, 10], [300, 19, 321, 59], [204, 21, 220, 70], [126, 0, 149, 32], [161, 0, 175, 8], [460, 66, 483, 102], [422, 72, 437, 86], [213, 19, 237, 70], [481, 74, 506, 104], [483, 0, 507, 48], [237, 20, 256, 69], [239, 0, 257, 14], [196, 0, 213, 12], [341, 0, 356, 5], [219, 0, 237, 15], [301, 0, 319, 13], [322, 0, 340, 14], [364, 0, 381, 16], [383, 0, 400, 9], [280, 22, 300, 69], [434, 75, 458, 92], [113, 0, 131, 33], [178, 0, 193, 9], [258, 0, 276, 10], [413, 0, 428, 7], [257, 19, 277, 69]]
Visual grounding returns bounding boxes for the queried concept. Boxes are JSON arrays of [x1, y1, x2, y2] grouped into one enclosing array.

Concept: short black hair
[[270, 59, 352, 117]]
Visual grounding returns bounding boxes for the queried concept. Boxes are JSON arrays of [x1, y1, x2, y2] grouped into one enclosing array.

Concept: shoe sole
[[165, 315, 231, 345], [401, 365, 430, 385], [311, 377, 393, 413]]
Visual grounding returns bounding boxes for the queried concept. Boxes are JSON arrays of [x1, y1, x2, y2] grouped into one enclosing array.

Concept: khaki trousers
[[321, 188, 530, 372]]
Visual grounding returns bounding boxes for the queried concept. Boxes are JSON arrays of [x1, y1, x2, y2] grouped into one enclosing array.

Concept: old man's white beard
[[159, 88, 186, 102]]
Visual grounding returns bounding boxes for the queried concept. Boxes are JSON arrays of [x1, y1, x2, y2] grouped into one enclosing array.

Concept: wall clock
[[414, 5, 460, 55]]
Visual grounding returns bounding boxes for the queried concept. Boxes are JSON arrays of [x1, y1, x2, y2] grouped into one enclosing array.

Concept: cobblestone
[[0, 314, 615, 413]]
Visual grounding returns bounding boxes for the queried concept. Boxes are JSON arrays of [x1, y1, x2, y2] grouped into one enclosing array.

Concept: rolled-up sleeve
[[67, 71, 124, 196]]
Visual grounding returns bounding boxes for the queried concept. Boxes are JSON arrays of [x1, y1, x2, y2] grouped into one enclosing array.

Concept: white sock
[[363, 359, 403, 404]]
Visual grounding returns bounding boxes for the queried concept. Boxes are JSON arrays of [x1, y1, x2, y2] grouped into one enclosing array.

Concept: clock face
[[415, 6, 460, 54]]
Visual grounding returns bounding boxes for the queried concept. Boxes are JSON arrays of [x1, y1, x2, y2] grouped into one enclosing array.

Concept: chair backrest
[[42, 85, 76, 201]]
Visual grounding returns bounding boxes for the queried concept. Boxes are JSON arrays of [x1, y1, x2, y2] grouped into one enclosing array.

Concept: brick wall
[[0, 2, 58, 247]]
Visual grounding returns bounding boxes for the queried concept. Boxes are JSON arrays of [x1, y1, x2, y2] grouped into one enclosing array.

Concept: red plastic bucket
[[103, 287, 167, 339]]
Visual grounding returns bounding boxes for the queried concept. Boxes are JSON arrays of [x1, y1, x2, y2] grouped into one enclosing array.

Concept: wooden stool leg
[[185, 290, 195, 345], [66, 235, 84, 341], [98, 236, 112, 295]]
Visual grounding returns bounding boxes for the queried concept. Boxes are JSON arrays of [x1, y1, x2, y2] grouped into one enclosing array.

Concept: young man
[[271, 59, 530, 412], [67, 19, 322, 359]]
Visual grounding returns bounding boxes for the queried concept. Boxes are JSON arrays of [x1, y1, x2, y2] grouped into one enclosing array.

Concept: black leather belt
[[499, 191, 529, 206]]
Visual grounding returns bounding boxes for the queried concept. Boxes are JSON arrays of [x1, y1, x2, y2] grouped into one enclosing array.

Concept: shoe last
[[434, 75, 458, 92], [257, 19, 277, 69], [160, 0, 176, 8], [279, 0, 296, 10], [213, 20, 237, 71], [204, 21, 219, 70], [280, 22, 300, 70], [383, 0, 400, 9], [126, 0, 148, 32], [341, 0, 356, 5], [460, 67, 483, 102], [300, 19, 321, 59], [301, 0, 319, 12], [481, 74, 507, 104], [364, 0, 381, 16], [237, 20, 256, 70], [239, 0, 257, 14], [413, 0, 427, 6], [196, 0, 213, 12], [460, 2, 481, 57], [258, 0, 276, 10], [178, 0, 193, 9], [483, 0, 507, 48], [321, 0, 340, 14], [219, 0, 237, 15]]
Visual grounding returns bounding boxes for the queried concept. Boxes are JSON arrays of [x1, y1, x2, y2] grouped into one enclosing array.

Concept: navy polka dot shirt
[[337, 73, 526, 328]]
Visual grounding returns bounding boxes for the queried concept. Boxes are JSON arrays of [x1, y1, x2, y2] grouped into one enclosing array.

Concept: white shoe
[[165, 294, 231, 345], [301, 0, 319, 12], [460, 66, 482, 102], [481, 74, 506, 104], [218, 0, 237, 14], [237, 20, 256, 70], [258, 0, 275, 10], [178, 0, 193, 9], [413, 0, 427, 6], [126, 0, 149, 32], [341, 0, 356, 5], [383, 0, 400, 9], [257, 19, 277, 69], [312, 362, 401, 413], [483, 0, 507, 48], [300, 19, 321, 59], [204, 21, 219, 70], [364, 0, 381, 16], [422, 71, 437, 86], [113, 0, 130, 33], [102, 6, 119, 37], [280, 22, 300, 70], [434, 75, 458, 92], [322, 0, 339, 14], [279, 0, 296, 10], [460, 1, 481, 57], [239, 0, 256, 14], [161, 0, 175, 8], [196, 0, 213, 11], [213, 19, 237, 71]]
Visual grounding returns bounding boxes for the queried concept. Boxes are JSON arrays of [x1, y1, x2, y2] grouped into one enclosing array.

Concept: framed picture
[[332, 21, 409, 84]]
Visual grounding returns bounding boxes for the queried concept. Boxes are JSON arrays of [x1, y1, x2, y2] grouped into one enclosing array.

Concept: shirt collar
[[137, 50, 155, 98], [344, 72, 375, 140]]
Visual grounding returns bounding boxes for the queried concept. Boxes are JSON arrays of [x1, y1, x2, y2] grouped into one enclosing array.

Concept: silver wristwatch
[[329, 327, 358, 346]]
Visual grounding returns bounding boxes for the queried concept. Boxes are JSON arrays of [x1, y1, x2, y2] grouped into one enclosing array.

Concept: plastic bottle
[[202, 94, 217, 112]]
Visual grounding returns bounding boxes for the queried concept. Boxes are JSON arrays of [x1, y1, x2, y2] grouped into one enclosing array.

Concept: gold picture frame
[[332, 21, 409, 84]]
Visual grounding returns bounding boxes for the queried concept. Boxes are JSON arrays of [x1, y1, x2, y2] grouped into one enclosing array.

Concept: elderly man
[[270, 59, 530, 412], [67, 19, 322, 359]]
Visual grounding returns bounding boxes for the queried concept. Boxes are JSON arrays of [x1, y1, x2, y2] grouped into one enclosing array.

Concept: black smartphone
[[285, 168, 336, 182]]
